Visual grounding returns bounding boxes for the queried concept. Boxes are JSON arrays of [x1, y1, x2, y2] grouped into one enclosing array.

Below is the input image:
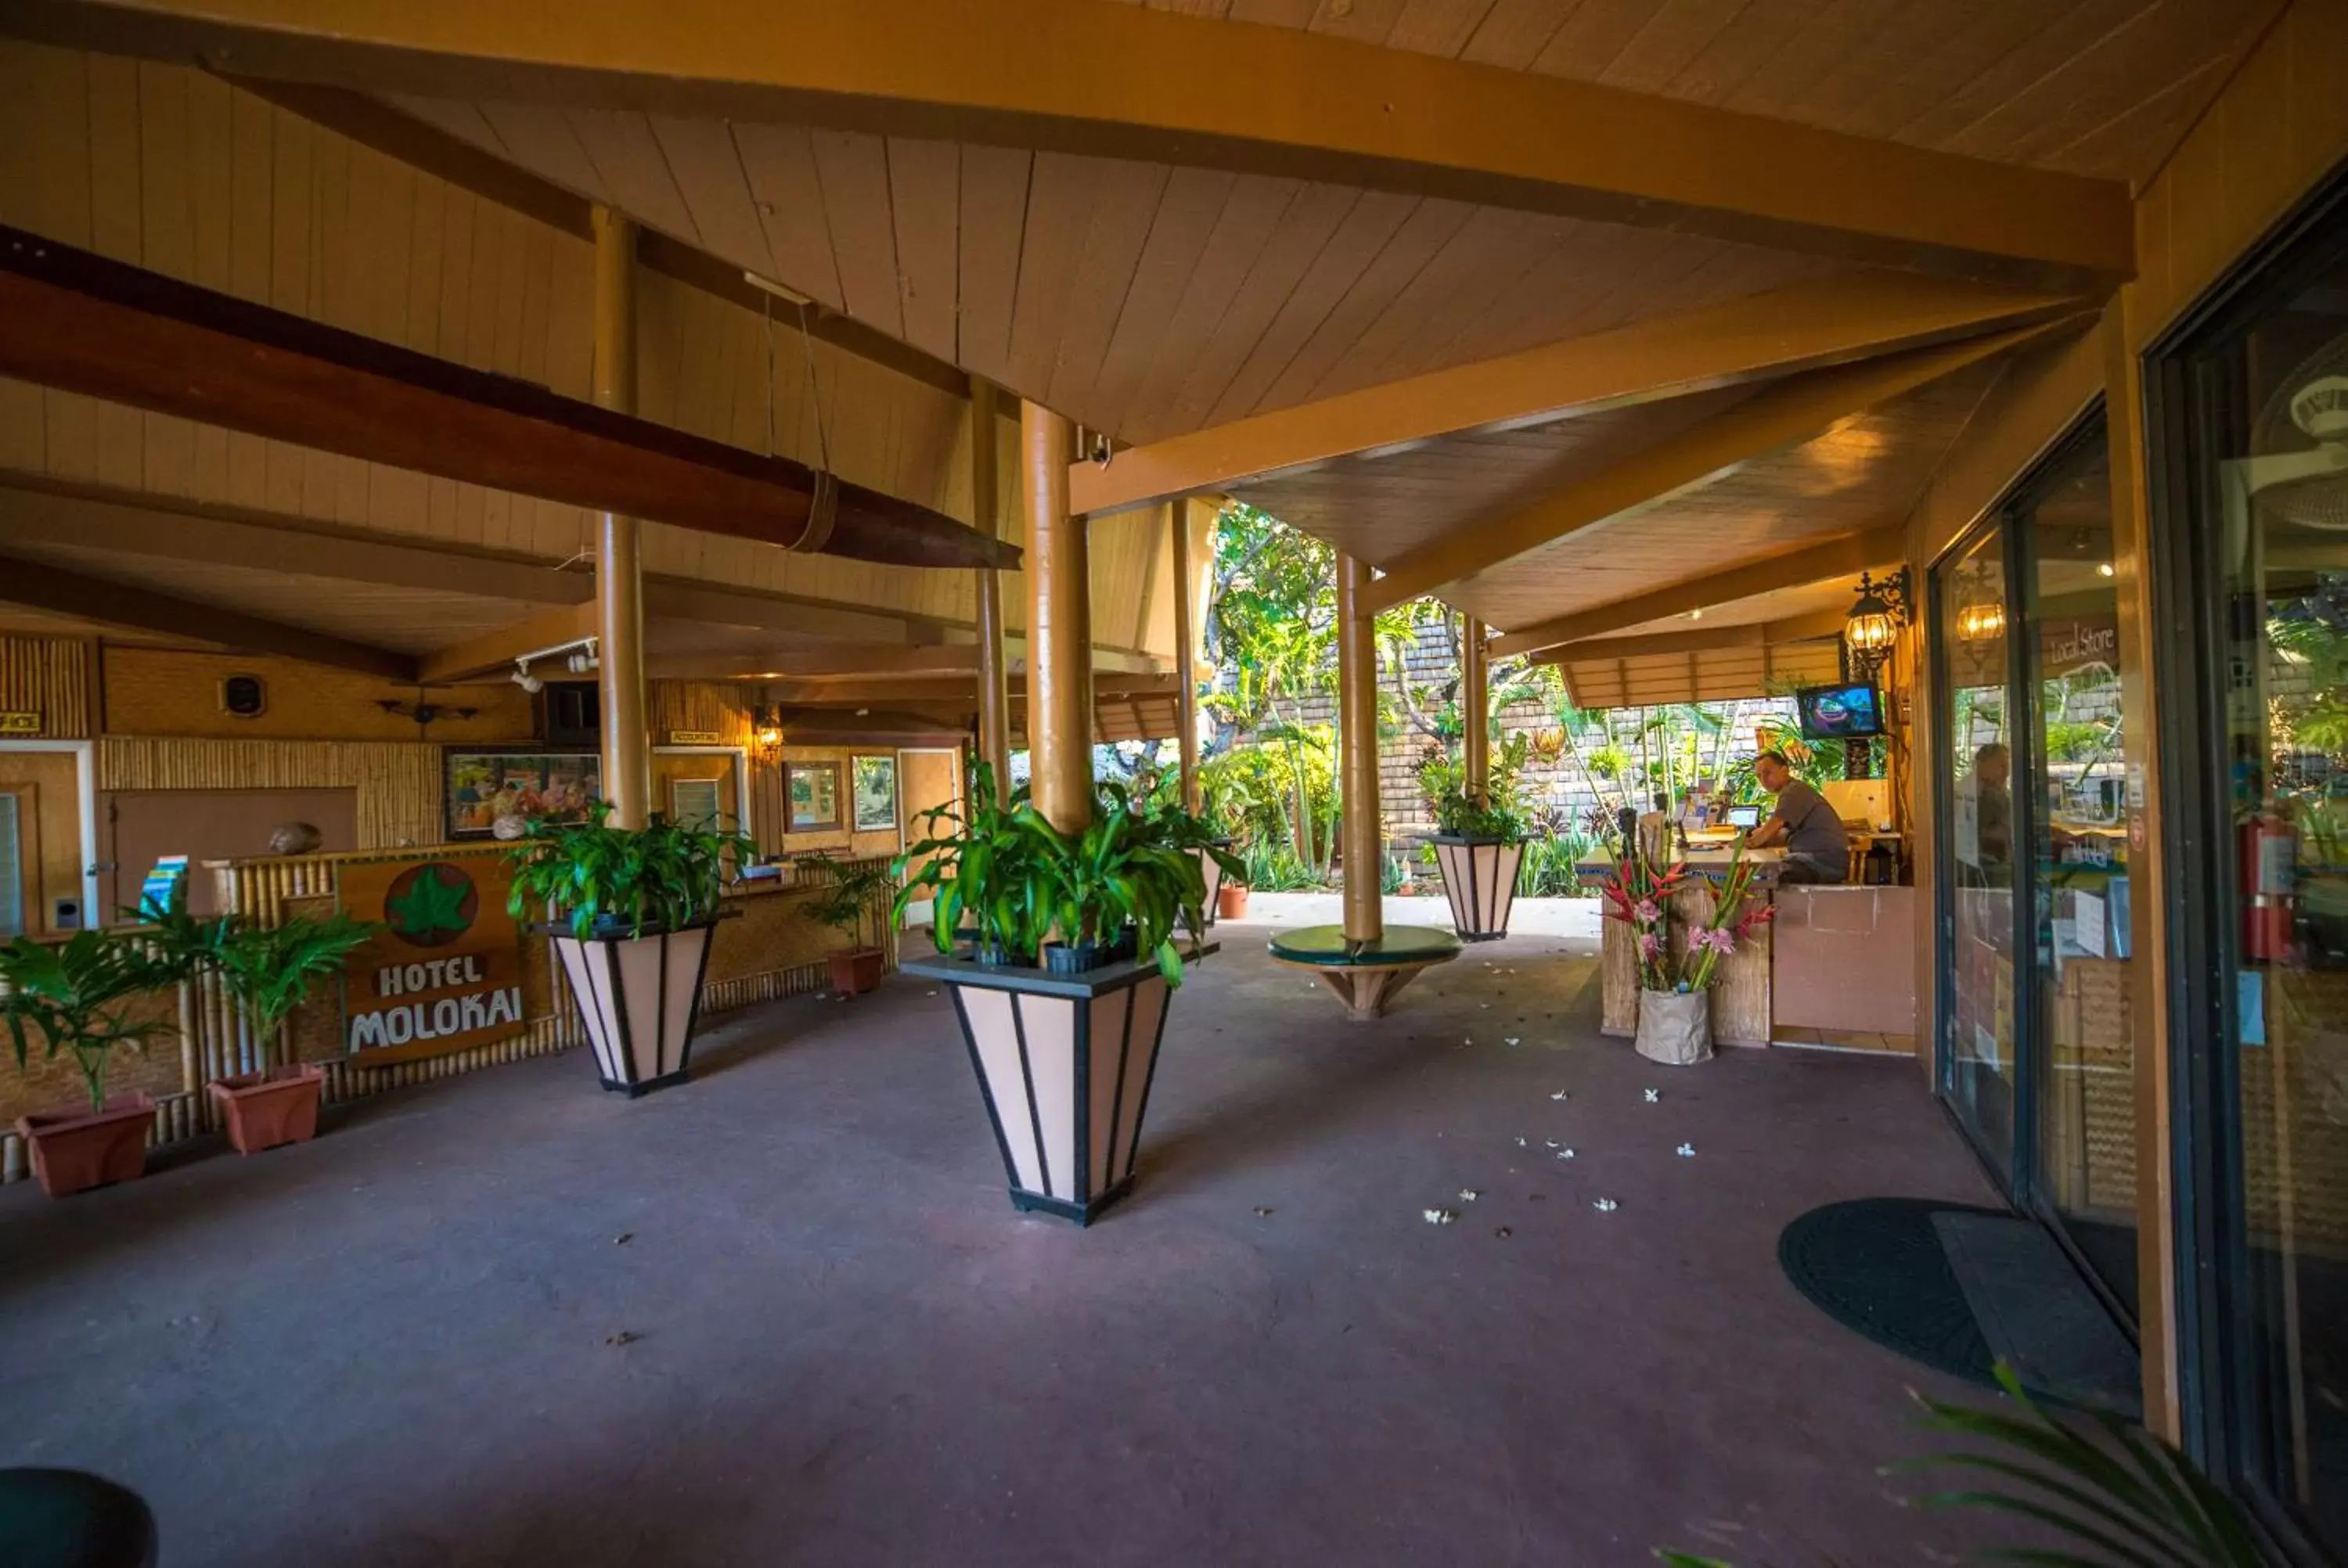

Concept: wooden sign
[[0, 711, 40, 735], [337, 854, 525, 1064], [668, 729, 725, 746]]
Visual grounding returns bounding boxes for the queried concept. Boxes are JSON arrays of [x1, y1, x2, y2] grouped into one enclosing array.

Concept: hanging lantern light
[[1842, 568, 1911, 678], [1955, 599, 2008, 642], [750, 705, 786, 766]]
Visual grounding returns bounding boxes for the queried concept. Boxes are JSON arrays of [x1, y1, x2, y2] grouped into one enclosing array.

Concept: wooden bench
[[1267, 924, 1463, 1021]]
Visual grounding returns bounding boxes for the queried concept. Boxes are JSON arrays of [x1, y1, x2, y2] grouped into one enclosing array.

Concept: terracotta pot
[[827, 945, 887, 998], [207, 1064, 325, 1155], [16, 1094, 155, 1199], [1634, 988, 1714, 1066], [1216, 883, 1251, 920]]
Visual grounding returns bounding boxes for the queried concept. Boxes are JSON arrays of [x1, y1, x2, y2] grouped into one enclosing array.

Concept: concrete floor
[[1, 936, 2004, 1567], [1237, 890, 1606, 940]]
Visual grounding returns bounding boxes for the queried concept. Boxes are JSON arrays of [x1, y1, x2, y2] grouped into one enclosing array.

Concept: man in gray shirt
[[1748, 750, 1849, 884]]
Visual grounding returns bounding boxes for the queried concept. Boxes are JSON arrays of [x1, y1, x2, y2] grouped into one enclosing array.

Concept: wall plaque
[[338, 854, 526, 1063]]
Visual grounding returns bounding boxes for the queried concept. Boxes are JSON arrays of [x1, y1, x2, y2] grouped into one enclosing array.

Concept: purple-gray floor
[[2, 937, 2007, 1566]]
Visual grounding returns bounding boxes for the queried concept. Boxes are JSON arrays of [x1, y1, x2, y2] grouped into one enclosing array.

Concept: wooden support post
[[1462, 615, 1490, 803], [971, 376, 1010, 792], [1337, 552, 1381, 944], [1172, 497, 1202, 815], [592, 205, 650, 830], [1023, 400, 1092, 835]]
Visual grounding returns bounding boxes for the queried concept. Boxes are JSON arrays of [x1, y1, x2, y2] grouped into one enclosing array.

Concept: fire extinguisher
[[2241, 810, 2297, 962]]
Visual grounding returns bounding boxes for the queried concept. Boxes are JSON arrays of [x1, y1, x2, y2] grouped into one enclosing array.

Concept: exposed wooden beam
[[1072, 275, 2085, 519], [1364, 318, 2074, 613], [1490, 527, 1904, 659], [0, 551, 413, 678], [0, 476, 589, 604], [639, 581, 919, 643], [417, 603, 598, 684], [224, 76, 981, 402], [1530, 609, 1850, 667], [0, 225, 1018, 571], [771, 670, 1181, 707], [15, 0, 2133, 288]]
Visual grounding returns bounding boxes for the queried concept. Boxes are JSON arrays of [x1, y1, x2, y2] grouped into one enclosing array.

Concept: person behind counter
[[1746, 750, 1849, 884]]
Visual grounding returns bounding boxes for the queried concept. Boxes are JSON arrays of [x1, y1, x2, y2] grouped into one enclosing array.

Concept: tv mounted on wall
[[1793, 683, 1884, 741]]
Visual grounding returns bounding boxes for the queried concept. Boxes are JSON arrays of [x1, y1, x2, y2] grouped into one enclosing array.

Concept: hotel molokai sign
[[338, 854, 525, 1063]]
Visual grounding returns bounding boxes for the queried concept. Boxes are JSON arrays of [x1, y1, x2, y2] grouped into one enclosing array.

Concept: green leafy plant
[[1019, 780, 1212, 984], [146, 906, 378, 1070], [1417, 739, 1529, 843], [506, 802, 758, 938], [1659, 1364, 2286, 1568], [803, 858, 895, 949], [894, 761, 1052, 965], [0, 929, 193, 1113]]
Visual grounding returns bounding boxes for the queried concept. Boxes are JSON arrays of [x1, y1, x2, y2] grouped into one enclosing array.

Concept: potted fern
[[1, 930, 191, 1197], [507, 804, 757, 1096], [893, 766, 1215, 1225], [149, 908, 377, 1155], [805, 858, 895, 998]]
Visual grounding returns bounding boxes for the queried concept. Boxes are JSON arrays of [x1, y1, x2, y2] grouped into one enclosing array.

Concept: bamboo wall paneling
[[0, 635, 92, 735], [99, 736, 444, 848]]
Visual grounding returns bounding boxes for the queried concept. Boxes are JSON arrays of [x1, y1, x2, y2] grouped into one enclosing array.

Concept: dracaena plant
[[506, 801, 758, 938], [893, 762, 1050, 965], [0, 928, 193, 1113], [803, 858, 896, 948], [1020, 780, 1212, 985]]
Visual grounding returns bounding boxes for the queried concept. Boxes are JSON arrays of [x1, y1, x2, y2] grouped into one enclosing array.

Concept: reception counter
[[1575, 847, 1914, 1052]]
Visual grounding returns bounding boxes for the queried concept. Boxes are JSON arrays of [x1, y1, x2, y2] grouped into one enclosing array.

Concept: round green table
[[1268, 924, 1461, 1020]]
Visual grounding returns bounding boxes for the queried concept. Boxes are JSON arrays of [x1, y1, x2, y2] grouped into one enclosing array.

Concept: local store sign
[[338, 855, 524, 1063]]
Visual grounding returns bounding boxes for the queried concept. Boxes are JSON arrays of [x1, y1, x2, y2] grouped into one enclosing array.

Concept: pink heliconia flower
[[1689, 926, 1737, 956]]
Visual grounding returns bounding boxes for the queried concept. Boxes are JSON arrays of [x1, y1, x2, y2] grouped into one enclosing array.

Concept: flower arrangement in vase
[[1598, 840, 1774, 1066]]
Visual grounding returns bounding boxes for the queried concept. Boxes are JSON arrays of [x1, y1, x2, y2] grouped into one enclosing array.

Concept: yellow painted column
[[1172, 497, 1202, 815], [591, 205, 650, 830], [970, 376, 1010, 793], [1022, 401, 1092, 835], [1337, 553, 1381, 944], [1462, 615, 1489, 803]]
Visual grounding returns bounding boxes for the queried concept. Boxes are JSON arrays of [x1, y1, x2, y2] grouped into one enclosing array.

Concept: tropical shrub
[[506, 802, 758, 937], [0, 929, 193, 1113]]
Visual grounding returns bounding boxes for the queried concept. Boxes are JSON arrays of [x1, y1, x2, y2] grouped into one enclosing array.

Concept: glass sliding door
[[2015, 426, 2140, 1317], [1936, 519, 2021, 1179], [2155, 191, 2348, 1557]]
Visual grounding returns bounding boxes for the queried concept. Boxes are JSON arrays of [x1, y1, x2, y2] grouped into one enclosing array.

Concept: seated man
[[1747, 750, 1849, 885]]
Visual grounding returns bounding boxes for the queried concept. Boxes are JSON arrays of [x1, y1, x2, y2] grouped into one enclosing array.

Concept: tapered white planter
[[904, 950, 1207, 1225], [1430, 834, 1523, 942], [546, 920, 718, 1097]]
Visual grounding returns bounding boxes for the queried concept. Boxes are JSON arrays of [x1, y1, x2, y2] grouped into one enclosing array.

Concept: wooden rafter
[[0, 551, 412, 678], [415, 604, 599, 684], [1489, 527, 1903, 659], [13, 0, 2132, 288], [1071, 274, 2086, 519], [0, 225, 1019, 572], [1363, 318, 2076, 614], [1529, 610, 1850, 667]]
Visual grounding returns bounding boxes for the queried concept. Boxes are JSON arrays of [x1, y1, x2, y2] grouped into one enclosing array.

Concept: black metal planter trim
[[535, 918, 722, 1097], [906, 947, 1212, 1227], [1428, 833, 1522, 942]]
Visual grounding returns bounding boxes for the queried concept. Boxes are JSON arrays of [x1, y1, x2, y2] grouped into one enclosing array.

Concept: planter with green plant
[[893, 766, 1216, 1225], [1421, 743, 1531, 942], [149, 907, 377, 1155], [1, 929, 192, 1197], [506, 804, 757, 1097], [804, 858, 895, 998], [1140, 791, 1244, 933]]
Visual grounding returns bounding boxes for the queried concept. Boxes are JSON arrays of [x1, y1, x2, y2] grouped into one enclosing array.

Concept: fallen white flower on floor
[[924, 990, 938, 997], [1458, 1189, 1479, 1202], [1550, 1090, 1569, 1101], [1554, 1148, 1576, 1160], [1676, 1143, 1696, 1158], [1515, 1137, 1529, 1148], [1545, 1138, 1561, 1148], [1422, 1208, 1457, 1225], [1591, 1198, 1619, 1212], [1643, 1088, 1661, 1103], [1505, 1037, 1522, 1046]]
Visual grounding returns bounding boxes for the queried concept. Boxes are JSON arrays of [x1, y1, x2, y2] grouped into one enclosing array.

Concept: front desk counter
[[1574, 847, 1915, 1051]]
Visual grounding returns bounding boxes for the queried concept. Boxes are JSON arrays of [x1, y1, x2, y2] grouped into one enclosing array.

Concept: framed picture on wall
[[445, 749, 601, 840], [852, 754, 898, 834], [785, 761, 841, 833]]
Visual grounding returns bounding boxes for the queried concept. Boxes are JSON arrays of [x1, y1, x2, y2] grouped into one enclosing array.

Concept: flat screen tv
[[1794, 683, 1883, 741]]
